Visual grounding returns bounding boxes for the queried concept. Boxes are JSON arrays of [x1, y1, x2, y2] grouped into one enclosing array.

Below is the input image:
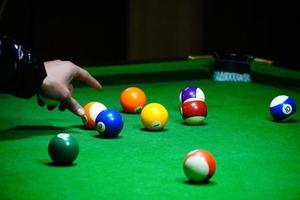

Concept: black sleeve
[[0, 36, 47, 98]]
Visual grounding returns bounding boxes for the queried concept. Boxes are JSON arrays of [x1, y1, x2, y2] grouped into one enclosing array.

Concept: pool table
[[1, 57, 300, 199]]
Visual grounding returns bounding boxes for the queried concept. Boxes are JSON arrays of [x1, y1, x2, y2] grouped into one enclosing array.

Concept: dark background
[[0, 0, 299, 69]]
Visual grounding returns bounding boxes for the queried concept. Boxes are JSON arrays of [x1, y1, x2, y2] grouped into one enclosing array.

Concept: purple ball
[[179, 86, 205, 104]]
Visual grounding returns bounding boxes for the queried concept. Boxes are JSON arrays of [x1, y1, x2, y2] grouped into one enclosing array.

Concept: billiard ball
[[183, 149, 216, 182], [82, 101, 107, 129], [270, 95, 296, 121], [48, 133, 79, 165], [120, 87, 146, 113], [141, 103, 168, 131], [181, 99, 207, 125], [95, 109, 124, 138], [179, 86, 205, 104]]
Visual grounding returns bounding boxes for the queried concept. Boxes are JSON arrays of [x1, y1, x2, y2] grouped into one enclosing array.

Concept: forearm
[[0, 36, 47, 98]]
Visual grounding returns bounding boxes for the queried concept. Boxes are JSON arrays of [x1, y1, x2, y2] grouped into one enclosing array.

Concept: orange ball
[[82, 102, 107, 129], [120, 87, 146, 113]]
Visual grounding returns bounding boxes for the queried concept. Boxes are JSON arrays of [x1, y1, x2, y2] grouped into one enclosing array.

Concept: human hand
[[38, 60, 102, 117]]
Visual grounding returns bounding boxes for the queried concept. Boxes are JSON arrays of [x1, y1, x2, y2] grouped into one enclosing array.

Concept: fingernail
[[77, 108, 85, 116]]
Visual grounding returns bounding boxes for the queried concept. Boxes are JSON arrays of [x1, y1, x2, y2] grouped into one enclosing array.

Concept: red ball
[[181, 100, 207, 124]]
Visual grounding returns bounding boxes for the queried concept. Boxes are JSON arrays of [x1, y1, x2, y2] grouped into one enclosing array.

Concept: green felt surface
[[1, 81, 300, 199], [1, 60, 300, 199]]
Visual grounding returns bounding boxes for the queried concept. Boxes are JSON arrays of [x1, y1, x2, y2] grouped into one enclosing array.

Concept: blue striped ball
[[269, 95, 296, 121]]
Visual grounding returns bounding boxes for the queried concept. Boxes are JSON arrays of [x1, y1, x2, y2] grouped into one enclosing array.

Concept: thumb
[[62, 97, 85, 117]]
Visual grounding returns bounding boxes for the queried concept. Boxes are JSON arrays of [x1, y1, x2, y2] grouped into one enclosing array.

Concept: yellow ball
[[141, 103, 168, 130]]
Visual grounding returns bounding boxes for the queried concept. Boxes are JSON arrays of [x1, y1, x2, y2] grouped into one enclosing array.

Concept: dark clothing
[[0, 36, 47, 98]]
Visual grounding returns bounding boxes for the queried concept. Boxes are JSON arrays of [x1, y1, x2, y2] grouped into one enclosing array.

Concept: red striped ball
[[181, 99, 207, 124], [183, 149, 216, 182]]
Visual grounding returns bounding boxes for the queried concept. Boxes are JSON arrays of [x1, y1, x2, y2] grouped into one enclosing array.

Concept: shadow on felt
[[176, 177, 217, 187], [0, 125, 83, 141]]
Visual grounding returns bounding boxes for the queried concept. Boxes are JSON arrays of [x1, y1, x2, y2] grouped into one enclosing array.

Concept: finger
[[68, 84, 74, 94], [75, 67, 102, 90], [38, 92, 61, 106], [62, 97, 85, 117], [37, 94, 46, 107]]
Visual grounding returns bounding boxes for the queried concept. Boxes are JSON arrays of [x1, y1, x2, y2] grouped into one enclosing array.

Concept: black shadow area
[[0, 125, 81, 141]]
